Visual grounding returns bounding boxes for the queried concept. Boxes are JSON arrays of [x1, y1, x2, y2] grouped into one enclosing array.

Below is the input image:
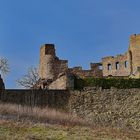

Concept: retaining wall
[[0, 88, 140, 129]]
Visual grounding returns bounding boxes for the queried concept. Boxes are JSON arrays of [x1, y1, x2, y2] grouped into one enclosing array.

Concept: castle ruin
[[38, 34, 140, 89], [39, 44, 68, 80], [102, 34, 140, 78]]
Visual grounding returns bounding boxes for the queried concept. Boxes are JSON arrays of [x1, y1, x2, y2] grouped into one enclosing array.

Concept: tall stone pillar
[[39, 44, 56, 80], [129, 34, 140, 74]]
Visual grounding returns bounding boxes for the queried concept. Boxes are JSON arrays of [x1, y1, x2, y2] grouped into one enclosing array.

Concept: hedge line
[[74, 77, 140, 89]]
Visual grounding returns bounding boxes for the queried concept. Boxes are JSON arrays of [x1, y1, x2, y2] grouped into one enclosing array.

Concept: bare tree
[[17, 67, 39, 89], [0, 58, 10, 76]]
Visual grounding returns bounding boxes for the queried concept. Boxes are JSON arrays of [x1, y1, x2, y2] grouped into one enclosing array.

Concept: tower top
[[129, 34, 140, 48], [130, 34, 140, 40], [40, 44, 56, 56]]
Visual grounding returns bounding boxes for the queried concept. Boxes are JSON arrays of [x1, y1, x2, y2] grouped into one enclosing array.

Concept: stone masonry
[[39, 44, 68, 80], [38, 44, 103, 89], [38, 34, 140, 89], [102, 34, 140, 78], [102, 53, 129, 77], [1, 88, 140, 130]]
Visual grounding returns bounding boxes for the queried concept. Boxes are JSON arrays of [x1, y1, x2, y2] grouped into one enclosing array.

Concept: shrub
[[74, 77, 140, 90]]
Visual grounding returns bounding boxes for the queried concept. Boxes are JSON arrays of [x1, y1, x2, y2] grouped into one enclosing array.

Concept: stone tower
[[39, 44, 68, 80], [128, 34, 140, 74], [39, 44, 56, 80]]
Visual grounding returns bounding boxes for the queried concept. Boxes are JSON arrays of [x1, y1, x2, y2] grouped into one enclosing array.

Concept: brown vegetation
[[0, 103, 87, 127], [0, 103, 140, 139]]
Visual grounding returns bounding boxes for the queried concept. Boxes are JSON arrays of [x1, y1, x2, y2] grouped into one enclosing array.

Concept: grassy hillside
[[0, 88, 140, 140], [0, 120, 140, 140], [0, 103, 140, 140]]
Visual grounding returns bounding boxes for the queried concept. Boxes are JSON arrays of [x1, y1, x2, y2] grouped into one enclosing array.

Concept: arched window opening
[[116, 62, 120, 70], [108, 64, 112, 70], [125, 61, 128, 68]]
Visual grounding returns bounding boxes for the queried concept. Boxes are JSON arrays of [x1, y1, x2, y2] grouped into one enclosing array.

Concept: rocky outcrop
[[0, 75, 5, 91]]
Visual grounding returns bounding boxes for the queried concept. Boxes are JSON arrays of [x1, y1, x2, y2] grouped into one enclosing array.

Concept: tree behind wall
[[0, 58, 10, 76], [16, 67, 39, 89]]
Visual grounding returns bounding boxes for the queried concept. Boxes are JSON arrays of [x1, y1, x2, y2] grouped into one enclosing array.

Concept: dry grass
[[0, 103, 140, 139], [0, 119, 140, 140], [0, 103, 88, 127]]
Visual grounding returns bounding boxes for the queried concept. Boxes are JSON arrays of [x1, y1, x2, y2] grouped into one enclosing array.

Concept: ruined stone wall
[[39, 44, 103, 82], [102, 34, 140, 77], [69, 63, 103, 78], [39, 44, 68, 80], [129, 34, 140, 74], [39, 44, 56, 79], [90, 63, 102, 71], [0, 90, 69, 109], [53, 59, 68, 78], [102, 53, 130, 77], [0, 88, 140, 129], [48, 73, 74, 90], [39, 34, 140, 80]]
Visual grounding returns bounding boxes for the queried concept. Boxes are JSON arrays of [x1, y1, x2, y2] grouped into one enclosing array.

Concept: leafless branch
[[0, 58, 10, 76], [16, 67, 39, 89]]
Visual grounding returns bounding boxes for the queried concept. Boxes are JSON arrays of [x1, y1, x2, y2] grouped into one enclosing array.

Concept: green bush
[[74, 77, 140, 90]]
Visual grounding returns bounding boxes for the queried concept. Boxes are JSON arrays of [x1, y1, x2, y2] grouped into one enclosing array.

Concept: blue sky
[[0, 0, 140, 88]]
